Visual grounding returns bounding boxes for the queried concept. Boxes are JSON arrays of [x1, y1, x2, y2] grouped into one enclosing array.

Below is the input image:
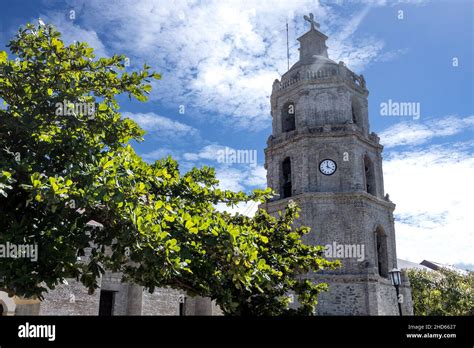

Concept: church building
[[261, 14, 413, 315]]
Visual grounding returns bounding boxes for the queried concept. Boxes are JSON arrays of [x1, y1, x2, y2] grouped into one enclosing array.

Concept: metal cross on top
[[304, 13, 320, 30]]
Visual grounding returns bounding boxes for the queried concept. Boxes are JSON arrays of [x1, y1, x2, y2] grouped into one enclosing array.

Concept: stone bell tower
[[262, 14, 413, 315]]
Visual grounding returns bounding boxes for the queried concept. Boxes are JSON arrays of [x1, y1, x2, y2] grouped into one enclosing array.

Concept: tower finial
[[303, 13, 320, 30]]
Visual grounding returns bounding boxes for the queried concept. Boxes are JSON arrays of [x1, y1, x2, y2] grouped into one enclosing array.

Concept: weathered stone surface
[[38, 277, 218, 316], [39, 278, 101, 315], [262, 16, 413, 315]]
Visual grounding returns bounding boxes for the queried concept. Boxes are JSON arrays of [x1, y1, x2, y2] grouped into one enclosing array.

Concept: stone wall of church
[[39, 278, 101, 315], [376, 281, 400, 315], [263, 193, 397, 276], [376, 272, 413, 315], [37, 269, 222, 316], [376, 277, 413, 315], [314, 278, 370, 315], [188, 297, 224, 315], [100, 272, 142, 315], [38, 277, 221, 316], [262, 190, 412, 315], [265, 132, 385, 199], [271, 81, 369, 137], [141, 287, 183, 315], [290, 274, 412, 316]]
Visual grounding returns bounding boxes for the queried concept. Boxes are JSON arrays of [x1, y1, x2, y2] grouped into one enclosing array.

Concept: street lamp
[[389, 268, 402, 316]]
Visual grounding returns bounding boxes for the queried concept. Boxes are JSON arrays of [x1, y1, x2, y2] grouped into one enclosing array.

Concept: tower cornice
[[265, 126, 383, 152], [261, 191, 396, 212], [272, 63, 368, 99]]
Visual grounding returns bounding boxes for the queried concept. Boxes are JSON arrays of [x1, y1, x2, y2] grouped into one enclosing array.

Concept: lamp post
[[389, 268, 403, 316]]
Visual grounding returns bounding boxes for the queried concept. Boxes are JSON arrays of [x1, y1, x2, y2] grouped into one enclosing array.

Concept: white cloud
[[215, 165, 267, 192], [141, 142, 267, 191], [384, 145, 474, 265], [215, 167, 249, 192], [184, 144, 261, 169], [123, 112, 198, 139], [140, 148, 180, 162], [376, 48, 409, 62], [183, 144, 226, 162], [215, 200, 261, 217], [246, 165, 267, 186], [213, 165, 266, 217], [47, 0, 392, 130], [379, 115, 474, 148], [338, 0, 428, 6]]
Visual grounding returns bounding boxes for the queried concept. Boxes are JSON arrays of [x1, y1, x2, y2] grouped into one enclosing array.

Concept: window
[[281, 102, 296, 132], [351, 96, 361, 125], [364, 155, 376, 196], [375, 228, 388, 278], [281, 157, 292, 198], [99, 290, 115, 316], [0, 303, 4, 316]]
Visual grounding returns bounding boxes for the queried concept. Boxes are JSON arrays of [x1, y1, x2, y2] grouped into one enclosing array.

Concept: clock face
[[319, 159, 337, 176]]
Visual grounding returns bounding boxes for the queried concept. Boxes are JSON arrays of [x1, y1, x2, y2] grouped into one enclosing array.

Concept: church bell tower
[[262, 14, 413, 315]]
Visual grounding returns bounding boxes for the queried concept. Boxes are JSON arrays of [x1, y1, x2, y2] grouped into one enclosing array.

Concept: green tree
[[408, 268, 474, 316], [0, 23, 338, 315]]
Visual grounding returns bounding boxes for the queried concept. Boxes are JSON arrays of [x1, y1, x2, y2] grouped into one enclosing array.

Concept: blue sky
[[1, 0, 473, 268]]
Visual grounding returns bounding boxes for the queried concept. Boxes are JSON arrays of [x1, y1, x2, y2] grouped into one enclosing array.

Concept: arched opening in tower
[[281, 102, 296, 132], [351, 96, 361, 125], [375, 227, 388, 278], [281, 157, 292, 198], [364, 155, 376, 196]]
